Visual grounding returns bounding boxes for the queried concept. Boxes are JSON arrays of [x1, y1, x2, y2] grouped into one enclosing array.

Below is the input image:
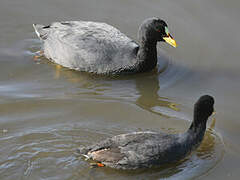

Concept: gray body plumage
[[33, 21, 139, 74], [78, 129, 205, 169]]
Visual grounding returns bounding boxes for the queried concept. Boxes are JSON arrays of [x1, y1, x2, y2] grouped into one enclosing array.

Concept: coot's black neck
[[136, 39, 158, 72], [189, 108, 210, 132], [184, 115, 208, 151]]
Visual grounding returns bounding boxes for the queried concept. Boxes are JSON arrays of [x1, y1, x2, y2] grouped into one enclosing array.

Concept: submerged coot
[[77, 95, 214, 169], [33, 17, 176, 74]]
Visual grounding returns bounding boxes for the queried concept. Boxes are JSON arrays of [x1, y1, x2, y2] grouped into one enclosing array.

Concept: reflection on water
[[135, 71, 180, 118], [43, 54, 182, 117]]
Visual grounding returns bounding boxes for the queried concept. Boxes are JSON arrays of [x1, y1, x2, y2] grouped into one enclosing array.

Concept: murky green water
[[1, 0, 240, 179]]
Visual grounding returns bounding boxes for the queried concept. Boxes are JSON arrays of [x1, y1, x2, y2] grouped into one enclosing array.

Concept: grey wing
[[111, 132, 177, 167], [34, 21, 139, 73], [77, 131, 176, 169], [77, 132, 156, 161]]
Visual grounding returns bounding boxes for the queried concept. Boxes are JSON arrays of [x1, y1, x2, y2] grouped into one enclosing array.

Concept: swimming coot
[[33, 17, 176, 74], [77, 95, 214, 169]]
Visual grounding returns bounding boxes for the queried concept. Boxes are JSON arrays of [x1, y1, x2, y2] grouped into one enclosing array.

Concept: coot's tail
[[33, 24, 50, 40]]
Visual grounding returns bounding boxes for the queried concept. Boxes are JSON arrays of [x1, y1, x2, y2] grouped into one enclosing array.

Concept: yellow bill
[[163, 35, 177, 48]]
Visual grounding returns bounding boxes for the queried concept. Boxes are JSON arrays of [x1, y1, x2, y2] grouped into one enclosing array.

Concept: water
[[0, 0, 240, 179]]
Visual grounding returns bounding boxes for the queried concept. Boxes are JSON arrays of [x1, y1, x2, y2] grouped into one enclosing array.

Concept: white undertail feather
[[33, 24, 40, 38], [81, 154, 90, 160]]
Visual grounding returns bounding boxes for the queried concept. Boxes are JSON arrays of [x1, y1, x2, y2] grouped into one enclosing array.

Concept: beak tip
[[170, 42, 177, 48], [163, 36, 177, 48]]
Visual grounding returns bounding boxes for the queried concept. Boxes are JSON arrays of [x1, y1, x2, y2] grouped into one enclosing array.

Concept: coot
[[33, 17, 176, 74]]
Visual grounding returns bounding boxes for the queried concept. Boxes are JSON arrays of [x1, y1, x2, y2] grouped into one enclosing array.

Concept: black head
[[138, 17, 177, 47], [194, 95, 215, 121]]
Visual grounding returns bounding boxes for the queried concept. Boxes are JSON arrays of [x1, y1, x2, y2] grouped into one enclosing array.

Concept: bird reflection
[[134, 70, 179, 117], [196, 117, 218, 158], [48, 54, 180, 118]]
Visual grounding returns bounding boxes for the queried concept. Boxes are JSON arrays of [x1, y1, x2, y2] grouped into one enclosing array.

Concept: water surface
[[1, 0, 240, 179]]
